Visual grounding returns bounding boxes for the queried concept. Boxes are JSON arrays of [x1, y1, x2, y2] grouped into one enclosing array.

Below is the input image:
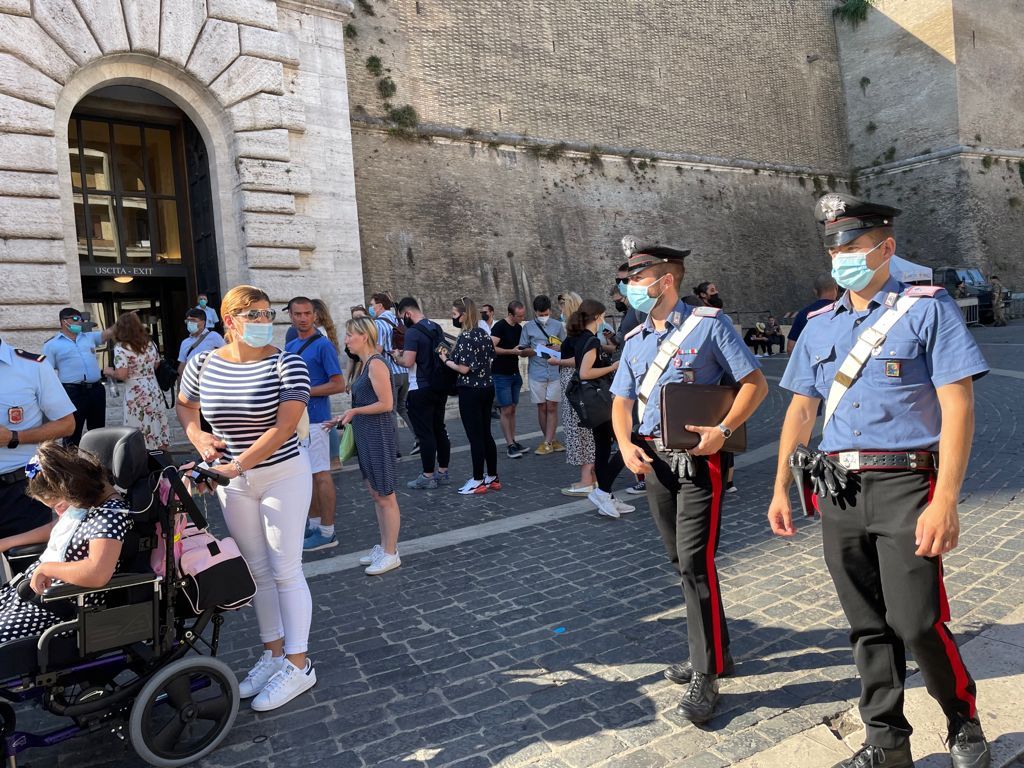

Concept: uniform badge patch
[[885, 361, 901, 377], [681, 369, 696, 384], [8, 406, 24, 425], [820, 194, 847, 222]]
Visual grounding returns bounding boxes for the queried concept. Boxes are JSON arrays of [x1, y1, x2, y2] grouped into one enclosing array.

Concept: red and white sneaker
[[458, 478, 489, 495], [484, 474, 502, 491]]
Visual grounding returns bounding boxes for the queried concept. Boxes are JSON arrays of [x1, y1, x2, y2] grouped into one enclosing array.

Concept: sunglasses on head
[[234, 309, 276, 322], [64, 316, 82, 323]]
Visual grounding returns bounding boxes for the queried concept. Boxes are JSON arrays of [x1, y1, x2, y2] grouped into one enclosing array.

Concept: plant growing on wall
[[378, 77, 397, 99], [366, 55, 383, 76], [833, 0, 876, 27]]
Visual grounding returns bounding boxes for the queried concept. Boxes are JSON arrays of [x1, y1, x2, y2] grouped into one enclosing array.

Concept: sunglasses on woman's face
[[234, 309, 276, 322]]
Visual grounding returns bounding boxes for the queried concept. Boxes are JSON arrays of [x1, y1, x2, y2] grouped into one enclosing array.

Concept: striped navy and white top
[[180, 350, 311, 470]]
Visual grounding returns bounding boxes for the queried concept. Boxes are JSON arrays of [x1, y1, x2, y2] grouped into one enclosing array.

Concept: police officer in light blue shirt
[[41, 307, 116, 446], [610, 237, 768, 724], [196, 293, 219, 329], [769, 194, 991, 768], [0, 337, 76, 544]]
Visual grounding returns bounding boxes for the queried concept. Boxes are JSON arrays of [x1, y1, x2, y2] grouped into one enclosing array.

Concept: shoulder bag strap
[[636, 313, 707, 424], [295, 331, 322, 356], [185, 331, 210, 358], [822, 295, 920, 427]]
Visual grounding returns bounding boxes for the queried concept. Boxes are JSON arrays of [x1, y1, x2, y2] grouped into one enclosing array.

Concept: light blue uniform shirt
[[0, 341, 76, 472], [42, 331, 104, 384], [198, 304, 218, 327], [519, 318, 566, 383], [780, 277, 989, 452], [610, 300, 759, 437], [177, 330, 225, 363]]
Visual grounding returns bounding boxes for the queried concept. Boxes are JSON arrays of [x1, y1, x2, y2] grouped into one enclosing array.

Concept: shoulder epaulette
[[906, 285, 945, 298], [693, 306, 721, 318], [623, 324, 644, 341], [807, 302, 836, 319], [14, 349, 45, 362]]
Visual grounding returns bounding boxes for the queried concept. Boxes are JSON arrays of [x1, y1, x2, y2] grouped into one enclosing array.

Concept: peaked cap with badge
[[815, 193, 901, 248], [620, 235, 691, 277]]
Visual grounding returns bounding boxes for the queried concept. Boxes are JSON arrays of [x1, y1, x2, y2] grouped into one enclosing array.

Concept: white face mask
[[536, 315, 550, 325]]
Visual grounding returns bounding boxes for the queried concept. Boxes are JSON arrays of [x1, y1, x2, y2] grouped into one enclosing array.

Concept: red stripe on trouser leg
[[706, 454, 725, 675], [928, 473, 977, 718]]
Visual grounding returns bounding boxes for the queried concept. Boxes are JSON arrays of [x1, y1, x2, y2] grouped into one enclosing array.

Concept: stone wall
[[0, 0, 363, 352], [354, 129, 845, 321]]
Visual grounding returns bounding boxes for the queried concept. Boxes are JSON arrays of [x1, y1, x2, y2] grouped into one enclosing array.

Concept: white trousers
[[217, 453, 313, 655]]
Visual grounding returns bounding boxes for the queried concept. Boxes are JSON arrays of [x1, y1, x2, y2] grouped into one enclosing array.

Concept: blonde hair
[[453, 297, 480, 334], [559, 291, 582, 319], [345, 316, 378, 352], [311, 298, 340, 350], [221, 285, 270, 343]]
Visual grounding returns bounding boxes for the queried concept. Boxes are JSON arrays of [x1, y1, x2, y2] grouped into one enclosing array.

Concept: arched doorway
[[66, 85, 220, 362]]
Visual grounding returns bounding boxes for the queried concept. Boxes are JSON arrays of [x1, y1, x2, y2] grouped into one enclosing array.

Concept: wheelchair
[[0, 427, 240, 767]]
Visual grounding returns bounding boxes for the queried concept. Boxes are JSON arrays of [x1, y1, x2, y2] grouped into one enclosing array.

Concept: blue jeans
[[493, 373, 522, 408]]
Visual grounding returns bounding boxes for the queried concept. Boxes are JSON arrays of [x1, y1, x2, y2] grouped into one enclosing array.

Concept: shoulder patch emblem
[[623, 324, 645, 341], [693, 306, 721, 318], [807, 302, 836, 319], [14, 349, 45, 362], [905, 285, 945, 298]]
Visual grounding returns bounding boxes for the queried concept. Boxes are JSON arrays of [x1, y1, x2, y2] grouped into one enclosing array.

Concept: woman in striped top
[[176, 285, 317, 713]]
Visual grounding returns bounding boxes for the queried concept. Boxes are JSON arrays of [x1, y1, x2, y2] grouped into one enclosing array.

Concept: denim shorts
[[492, 372, 522, 408]]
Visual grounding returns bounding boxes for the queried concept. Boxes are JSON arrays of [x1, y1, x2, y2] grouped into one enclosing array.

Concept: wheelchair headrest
[[79, 428, 151, 493]]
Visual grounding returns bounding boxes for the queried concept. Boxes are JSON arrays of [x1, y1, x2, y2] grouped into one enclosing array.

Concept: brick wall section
[[345, 0, 849, 170], [354, 130, 844, 320]]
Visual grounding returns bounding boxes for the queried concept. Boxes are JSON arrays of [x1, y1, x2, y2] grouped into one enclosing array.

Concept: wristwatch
[[6, 431, 19, 450], [717, 424, 733, 439]]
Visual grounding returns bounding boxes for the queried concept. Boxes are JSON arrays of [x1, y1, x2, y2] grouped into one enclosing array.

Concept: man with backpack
[[285, 297, 345, 551], [393, 297, 452, 490], [369, 293, 411, 448]]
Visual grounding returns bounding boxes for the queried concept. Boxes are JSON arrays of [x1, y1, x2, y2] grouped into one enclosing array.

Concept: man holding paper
[[610, 236, 767, 723], [519, 295, 566, 455]]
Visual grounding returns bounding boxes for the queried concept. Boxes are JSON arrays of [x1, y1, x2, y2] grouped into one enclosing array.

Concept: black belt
[[0, 469, 25, 485], [63, 381, 101, 389], [826, 451, 937, 472]]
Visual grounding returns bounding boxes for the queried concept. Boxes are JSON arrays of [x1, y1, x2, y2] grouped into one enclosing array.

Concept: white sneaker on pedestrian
[[251, 659, 317, 712], [588, 488, 620, 518], [611, 496, 635, 514], [561, 483, 596, 497], [365, 550, 401, 575], [458, 478, 488, 495], [238, 650, 285, 699], [359, 544, 383, 566]]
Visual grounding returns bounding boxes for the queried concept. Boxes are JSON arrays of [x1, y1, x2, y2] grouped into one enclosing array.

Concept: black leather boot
[[675, 671, 719, 723], [948, 717, 990, 768], [664, 654, 735, 685], [831, 743, 914, 768]]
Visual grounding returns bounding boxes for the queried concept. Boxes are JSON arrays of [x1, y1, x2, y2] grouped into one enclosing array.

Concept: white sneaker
[[251, 659, 317, 712], [359, 544, 383, 566], [238, 650, 285, 699], [458, 478, 488, 495], [588, 488, 620, 518], [611, 496, 635, 514], [365, 550, 401, 575]]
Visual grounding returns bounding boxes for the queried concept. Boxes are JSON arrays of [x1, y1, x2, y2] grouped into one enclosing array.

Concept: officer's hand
[[915, 498, 960, 557], [767, 492, 795, 537], [623, 444, 652, 476], [685, 425, 725, 456]]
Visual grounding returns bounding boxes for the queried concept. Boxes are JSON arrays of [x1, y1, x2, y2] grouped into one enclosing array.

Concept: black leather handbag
[[565, 373, 613, 429]]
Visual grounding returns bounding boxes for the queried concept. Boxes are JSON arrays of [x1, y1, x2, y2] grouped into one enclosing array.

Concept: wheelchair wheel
[[128, 656, 239, 767]]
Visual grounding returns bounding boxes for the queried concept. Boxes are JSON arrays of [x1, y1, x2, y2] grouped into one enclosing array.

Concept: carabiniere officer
[[610, 238, 768, 723], [0, 337, 75, 546], [769, 194, 991, 768]]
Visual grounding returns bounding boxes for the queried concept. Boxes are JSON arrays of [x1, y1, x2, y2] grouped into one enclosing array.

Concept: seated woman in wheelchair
[[0, 441, 131, 645]]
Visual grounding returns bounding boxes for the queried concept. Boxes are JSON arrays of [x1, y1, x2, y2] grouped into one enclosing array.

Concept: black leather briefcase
[[659, 383, 748, 453]]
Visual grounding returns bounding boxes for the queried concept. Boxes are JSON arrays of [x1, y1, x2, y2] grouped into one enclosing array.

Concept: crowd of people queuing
[[0, 192, 997, 765]]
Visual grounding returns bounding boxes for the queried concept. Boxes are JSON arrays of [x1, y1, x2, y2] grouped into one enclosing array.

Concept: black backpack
[[416, 321, 457, 395]]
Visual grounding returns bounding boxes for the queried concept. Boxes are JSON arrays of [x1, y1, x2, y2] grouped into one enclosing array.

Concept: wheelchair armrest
[[41, 572, 161, 603], [6, 544, 46, 560]]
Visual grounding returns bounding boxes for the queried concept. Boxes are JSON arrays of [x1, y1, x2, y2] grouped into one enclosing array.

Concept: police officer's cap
[[58, 306, 82, 320], [620, 235, 691, 277], [815, 193, 900, 248]]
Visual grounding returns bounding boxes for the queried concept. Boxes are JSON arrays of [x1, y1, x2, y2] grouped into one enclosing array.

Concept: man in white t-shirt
[[176, 309, 225, 376], [478, 303, 495, 333]]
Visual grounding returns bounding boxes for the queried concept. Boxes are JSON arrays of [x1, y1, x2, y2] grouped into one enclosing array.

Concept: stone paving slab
[[29, 327, 1024, 768]]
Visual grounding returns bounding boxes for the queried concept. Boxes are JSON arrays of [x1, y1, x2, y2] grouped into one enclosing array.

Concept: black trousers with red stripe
[[640, 442, 730, 676], [819, 468, 977, 748]]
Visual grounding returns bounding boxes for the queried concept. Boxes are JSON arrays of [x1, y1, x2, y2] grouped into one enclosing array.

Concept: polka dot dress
[[0, 499, 132, 645]]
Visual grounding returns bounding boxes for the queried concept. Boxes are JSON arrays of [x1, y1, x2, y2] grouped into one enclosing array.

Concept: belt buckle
[[837, 451, 860, 471]]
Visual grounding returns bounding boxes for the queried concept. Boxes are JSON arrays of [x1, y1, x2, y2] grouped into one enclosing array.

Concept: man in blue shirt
[[519, 295, 566, 455], [769, 194, 991, 768], [786, 273, 839, 353], [0, 337, 75, 542], [610, 238, 768, 723], [285, 297, 345, 552], [196, 293, 219, 329], [41, 307, 116, 446]]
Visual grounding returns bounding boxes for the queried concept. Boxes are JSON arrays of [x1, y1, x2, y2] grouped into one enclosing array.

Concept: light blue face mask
[[831, 241, 886, 292], [186, 321, 199, 334], [368, 304, 377, 318], [240, 322, 274, 348], [623, 276, 666, 314]]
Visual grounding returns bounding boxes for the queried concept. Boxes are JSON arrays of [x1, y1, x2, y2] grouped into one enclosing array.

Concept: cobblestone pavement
[[38, 324, 1024, 768]]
